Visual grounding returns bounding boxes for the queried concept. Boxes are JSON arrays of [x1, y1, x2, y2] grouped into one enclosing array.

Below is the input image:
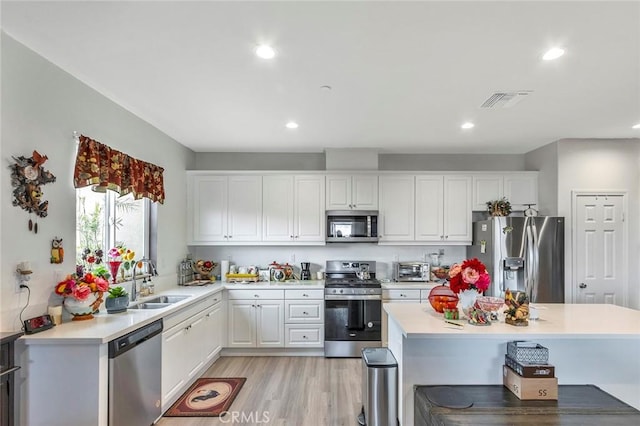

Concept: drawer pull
[[303, 311, 308, 315], [303, 335, 308, 339], [303, 293, 309, 297]]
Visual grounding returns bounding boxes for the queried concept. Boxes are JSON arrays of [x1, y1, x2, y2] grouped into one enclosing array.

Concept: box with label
[[503, 365, 558, 400], [505, 354, 555, 378], [507, 340, 549, 364]]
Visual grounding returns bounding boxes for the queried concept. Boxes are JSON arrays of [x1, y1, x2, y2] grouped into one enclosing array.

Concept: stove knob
[[367, 322, 374, 328], [339, 289, 343, 294]]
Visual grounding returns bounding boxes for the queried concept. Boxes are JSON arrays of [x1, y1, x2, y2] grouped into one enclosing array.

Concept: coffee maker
[[300, 262, 311, 280]]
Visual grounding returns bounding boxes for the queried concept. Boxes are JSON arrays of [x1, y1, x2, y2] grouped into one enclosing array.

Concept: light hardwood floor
[[157, 356, 362, 426]]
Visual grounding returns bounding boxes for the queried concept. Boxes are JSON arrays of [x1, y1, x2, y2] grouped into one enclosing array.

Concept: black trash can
[[358, 347, 398, 426]]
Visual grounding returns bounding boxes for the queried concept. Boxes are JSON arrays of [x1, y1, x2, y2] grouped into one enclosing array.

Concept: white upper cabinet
[[378, 175, 415, 241], [326, 174, 378, 210], [472, 172, 538, 211], [187, 173, 262, 244], [415, 175, 472, 243], [263, 175, 325, 243]]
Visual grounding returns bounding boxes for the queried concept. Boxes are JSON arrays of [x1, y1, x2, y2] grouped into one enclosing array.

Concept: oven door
[[324, 295, 381, 341]]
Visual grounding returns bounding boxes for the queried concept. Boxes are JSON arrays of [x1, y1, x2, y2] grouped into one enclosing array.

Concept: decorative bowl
[[427, 285, 458, 313], [475, 296, 505, 312], [430, 266, 450, 280]]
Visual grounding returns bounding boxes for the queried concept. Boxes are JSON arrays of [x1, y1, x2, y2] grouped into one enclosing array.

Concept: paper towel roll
[[221, 260, 230, 282]]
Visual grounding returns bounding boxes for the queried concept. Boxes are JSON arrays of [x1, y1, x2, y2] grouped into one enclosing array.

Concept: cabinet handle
[[228, 235, 232, 238], [294, 235, 299, 239], [303, 293, 308, 297], [579, 283, 587, 289], [251, 304, 256, 308], [257, 304, 261, 308], [290, 235, 294, 239], [440, 235, 444, 239], [303, 311, 308, 315], [400, 294, 406, 297], [254, 295, 259, 298], [303, 335, 308, 339], [445, 235, 449, 239]]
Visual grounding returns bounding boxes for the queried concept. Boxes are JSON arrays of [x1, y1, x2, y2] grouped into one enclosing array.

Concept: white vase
[[63, 292, 103, 321], [457, 289, 480, 318]]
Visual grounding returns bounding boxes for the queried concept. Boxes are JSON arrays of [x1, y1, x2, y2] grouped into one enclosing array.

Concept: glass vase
[[457, 289, 480, 318], [107, 261, 122, 284]]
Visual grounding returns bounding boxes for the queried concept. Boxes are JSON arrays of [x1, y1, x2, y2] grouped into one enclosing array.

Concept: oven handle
[[325, 294, 381, 301]]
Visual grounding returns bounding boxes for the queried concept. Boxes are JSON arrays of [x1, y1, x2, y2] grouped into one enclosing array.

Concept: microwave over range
[[326, 210, 379, 243]]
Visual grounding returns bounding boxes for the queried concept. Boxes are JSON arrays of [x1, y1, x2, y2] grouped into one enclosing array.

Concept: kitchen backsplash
[[191, 245, 466, 280]]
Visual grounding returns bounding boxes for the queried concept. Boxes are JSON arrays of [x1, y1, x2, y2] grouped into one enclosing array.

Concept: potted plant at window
[[105, 286, 129, 314]]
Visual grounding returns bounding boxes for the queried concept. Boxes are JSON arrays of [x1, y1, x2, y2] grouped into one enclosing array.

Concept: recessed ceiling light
[[285, 122, 299, 129], [255, 44, 276, 59], [632, 123, 640, 129], [543, 47, 565, 61], [461, 122, 475, 129]]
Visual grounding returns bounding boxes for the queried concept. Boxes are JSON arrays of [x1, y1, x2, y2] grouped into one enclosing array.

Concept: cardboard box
[[505, 354, 555, 378], [503, 365, 558, 400]]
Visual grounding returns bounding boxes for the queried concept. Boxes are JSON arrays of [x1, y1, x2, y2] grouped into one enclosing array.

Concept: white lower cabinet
[[227, 289, 285, 348], [381, 288, 424, 347], [284, 289, 324, 348], [162, 294, 224, 410]]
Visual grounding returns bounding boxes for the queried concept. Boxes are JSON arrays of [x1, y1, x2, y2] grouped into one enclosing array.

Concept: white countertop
[[381, 281, 438, 289], [384, 303, 640, 339], [20, 281, 330, 345]]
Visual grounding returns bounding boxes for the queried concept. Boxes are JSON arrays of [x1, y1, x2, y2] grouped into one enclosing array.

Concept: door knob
[[579, 283, 587, 289]]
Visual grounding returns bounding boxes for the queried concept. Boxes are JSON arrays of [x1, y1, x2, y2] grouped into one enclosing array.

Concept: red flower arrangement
[[448, 258, 491, 294], [54, 272, 109, 301]]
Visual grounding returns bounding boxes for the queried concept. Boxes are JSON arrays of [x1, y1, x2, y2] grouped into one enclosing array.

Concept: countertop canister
[[220, 260, 230, 282]]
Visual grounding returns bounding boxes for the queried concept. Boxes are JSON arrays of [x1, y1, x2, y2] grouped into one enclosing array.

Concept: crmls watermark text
[[219, 411, 271, 424]]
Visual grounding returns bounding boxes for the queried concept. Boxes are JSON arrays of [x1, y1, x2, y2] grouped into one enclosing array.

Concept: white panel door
[[190, 175, 227, 242], [256, 300, 284, 347], [379, 175, 415, 241], [415, 175, 443, 241], [203, 303, 222, 361], [227, 175, 262, 241], [262, 175, 294, 241], [294, 175, 325, 241], [575, 195, 625, 305], [352, 175, 378, 209], [443, 175, 472, 242], [228, 300, 256, 347]]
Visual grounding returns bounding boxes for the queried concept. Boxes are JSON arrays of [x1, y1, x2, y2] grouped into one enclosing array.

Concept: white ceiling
[[2, 1, 640, 154]]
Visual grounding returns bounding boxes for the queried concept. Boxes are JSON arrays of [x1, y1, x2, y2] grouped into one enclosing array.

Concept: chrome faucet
[[131, 258, 158, 301]]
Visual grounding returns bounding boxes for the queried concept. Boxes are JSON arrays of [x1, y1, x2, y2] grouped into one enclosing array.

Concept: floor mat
[[164, 377, 246, 417]]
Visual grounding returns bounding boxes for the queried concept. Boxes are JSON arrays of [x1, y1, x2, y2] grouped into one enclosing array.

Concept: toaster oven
[[393, 261, 430, 282]]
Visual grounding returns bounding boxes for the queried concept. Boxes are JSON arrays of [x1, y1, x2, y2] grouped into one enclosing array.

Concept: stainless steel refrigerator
[[467, 217, 565, 303]]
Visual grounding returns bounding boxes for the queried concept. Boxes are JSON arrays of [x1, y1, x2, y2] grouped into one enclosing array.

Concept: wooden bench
[[415, 385, 640, 425]]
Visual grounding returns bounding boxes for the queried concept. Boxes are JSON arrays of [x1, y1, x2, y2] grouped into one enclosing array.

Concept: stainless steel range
[[324, 260, 382, 357]]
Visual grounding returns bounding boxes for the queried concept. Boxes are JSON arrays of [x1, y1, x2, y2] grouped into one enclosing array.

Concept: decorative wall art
[[51, 237, 64, 264], [10, 150, 56, 233]]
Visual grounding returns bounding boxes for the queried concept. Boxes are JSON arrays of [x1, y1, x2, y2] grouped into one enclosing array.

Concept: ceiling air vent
[[480, 91, 533, 108]]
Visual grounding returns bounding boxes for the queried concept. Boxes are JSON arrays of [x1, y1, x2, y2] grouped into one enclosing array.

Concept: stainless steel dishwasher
[[109, 319, 163, 426]]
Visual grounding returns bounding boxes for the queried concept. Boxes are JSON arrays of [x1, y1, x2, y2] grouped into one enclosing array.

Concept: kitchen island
[[385, 303, 640, 426]]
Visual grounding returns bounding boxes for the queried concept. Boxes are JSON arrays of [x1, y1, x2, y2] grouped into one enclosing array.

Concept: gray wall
[[194, 152, 528, 171], [0, 33, 195, 330], [525, 142, 559, 215]]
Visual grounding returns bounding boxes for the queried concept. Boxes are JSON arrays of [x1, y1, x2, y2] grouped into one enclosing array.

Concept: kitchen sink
[[129, 295, 190, 310], [129, 302, 171, 310], [143, 295, 189, 304]]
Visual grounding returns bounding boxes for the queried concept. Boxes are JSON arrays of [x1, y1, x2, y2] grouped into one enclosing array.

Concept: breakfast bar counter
[[384, 303, 640, 426]]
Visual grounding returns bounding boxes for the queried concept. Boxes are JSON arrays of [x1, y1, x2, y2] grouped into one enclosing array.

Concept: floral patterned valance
[[73, 135, 165, 204]]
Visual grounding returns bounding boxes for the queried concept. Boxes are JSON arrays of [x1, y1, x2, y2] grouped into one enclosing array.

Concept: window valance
[[73, 135, 165, 204]]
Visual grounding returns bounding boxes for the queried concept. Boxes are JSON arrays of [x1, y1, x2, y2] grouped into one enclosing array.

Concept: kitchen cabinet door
[[294, 175, 325, 242], [415, 175, 444, 241], [443, 175, 472, 242], [228, 300, 257, 347], [326, 174, 378, 210], [162, 322, 192, 406], [188, 175, 227, 243], [326, 175, 351, 210], [352, 175, 378, 209], [379, 175, 415, 241], [262, 175, 295, 242], [472, 175, 503, 211], [184, 313, 207, 378], [256, 300, 285, 347], [202, 301, 223, 362], [227, 175, 262, 241]]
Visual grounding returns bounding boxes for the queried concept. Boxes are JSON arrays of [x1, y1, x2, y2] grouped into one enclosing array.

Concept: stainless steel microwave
[[393, 261, 430, 282], [326, 210, 379, 243]]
